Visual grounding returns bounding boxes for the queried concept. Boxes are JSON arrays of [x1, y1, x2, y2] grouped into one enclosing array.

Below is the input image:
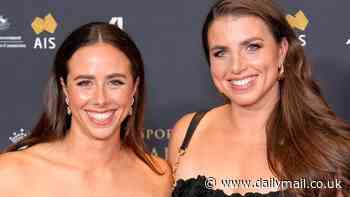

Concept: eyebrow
[[210, 45, 229, 52], [240, 37, 264, 46], [73, 73, 127, 81], [209, 37, 264, 52]]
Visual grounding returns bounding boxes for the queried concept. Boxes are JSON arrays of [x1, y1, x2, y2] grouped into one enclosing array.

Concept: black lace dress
[[171, 111, 295, 197]]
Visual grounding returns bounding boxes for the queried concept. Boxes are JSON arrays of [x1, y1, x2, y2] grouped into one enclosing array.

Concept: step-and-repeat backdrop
[[1, 0, 349, 159]]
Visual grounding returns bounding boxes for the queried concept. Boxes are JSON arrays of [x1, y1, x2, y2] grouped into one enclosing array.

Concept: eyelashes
[[211, 42, 263, 58], [77, 80, 92, 87], [108, 79, 125, 86], [76, 79, 125, 88], [247, 43, 262, 52], [213, 49, 226, 57]]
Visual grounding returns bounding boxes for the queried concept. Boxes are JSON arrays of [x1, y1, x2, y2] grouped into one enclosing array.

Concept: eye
[[76, 80, 92, 87], [247, 43, 261, 52], [212, 49, 226, 58], [108, 79, 125, 87]]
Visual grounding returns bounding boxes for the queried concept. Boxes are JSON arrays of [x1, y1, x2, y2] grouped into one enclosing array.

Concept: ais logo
[[31, 13, 58, 50], [286, 10, 309, 46]]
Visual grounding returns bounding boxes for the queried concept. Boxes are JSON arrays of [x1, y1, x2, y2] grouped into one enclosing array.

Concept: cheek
[[210, 65, 220, 85], [210, 63, 226, 80], [257, 58, 280, 87], [111, 92, 130, 105], [260, 49, 280, 71], [69, 89, 91, 108], [264, 58, 279, 76], [109, 87, 134, 105], [250, 54, 278, 73], [210, 65, 226, 92]]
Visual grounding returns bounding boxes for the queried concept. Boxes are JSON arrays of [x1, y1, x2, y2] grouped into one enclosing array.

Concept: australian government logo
[[0, 15, 26, 48], [286, 10, 309, 46], [31, 13, 58, 50]]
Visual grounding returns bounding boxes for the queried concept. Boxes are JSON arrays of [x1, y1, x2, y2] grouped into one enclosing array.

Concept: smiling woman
[[169, 0, 350, 197], [61, 43, 137, 141], [0, 22, 171, 196]]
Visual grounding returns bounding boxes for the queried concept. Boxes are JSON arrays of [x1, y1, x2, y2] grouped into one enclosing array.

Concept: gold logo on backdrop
[[286, 10, 309, 31], [31, 13, 58, 34]]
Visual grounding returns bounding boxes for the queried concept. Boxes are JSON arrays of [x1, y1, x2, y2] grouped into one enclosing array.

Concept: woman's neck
[[56, 128, 124, 171], [227, 86, 279, 142]]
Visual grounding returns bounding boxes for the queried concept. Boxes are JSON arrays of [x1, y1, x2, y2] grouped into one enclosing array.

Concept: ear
[[132, 77, 139, 97], [60, 77, 69, 98], [279, 38, 289, 64]]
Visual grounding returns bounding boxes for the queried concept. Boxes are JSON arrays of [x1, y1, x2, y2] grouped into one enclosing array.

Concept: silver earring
[[65, 97, 71, 115], [129, 97, 134, 116]]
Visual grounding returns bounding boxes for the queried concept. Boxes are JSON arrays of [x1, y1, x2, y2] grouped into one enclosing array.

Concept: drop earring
[[65, 97, 71, 115], [278, 62, 285, 80], [129, 97, 134, 116]]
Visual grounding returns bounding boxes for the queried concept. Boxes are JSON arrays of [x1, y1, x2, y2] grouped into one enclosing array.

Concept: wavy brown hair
[[202, 0, 350, 196], [4, 22, 163, 174]]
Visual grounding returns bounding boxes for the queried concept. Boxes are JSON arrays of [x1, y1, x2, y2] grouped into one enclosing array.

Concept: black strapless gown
[[172, 176, 293, 197], [171, 111, 295, 197]]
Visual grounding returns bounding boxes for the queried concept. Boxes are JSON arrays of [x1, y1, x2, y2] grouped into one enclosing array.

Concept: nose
[[229, 52, 247, 74], [94, 84, 107, 106]]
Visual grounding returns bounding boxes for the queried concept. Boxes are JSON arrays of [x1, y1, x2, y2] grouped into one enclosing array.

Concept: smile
[[229, 75, 257, 90], [86, 110, 115, 126]]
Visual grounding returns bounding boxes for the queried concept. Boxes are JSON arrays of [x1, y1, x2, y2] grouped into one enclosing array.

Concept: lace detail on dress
[[170, 111, 294, 197], [172, 175, 292, 197]]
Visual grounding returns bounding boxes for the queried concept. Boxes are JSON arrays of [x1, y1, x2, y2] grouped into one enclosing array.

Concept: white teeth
[[87, 111, 113, 121], [231, 76, 255, 86]]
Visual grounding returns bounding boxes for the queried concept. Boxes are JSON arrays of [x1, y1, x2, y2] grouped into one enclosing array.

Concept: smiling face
[[208, 15, 288, 109], [61, 42, 138, 141]]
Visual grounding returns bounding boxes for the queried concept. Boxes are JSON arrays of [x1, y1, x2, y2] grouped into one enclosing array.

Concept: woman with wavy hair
[[169, 0, 350, 196], [0, 22, 171, 196]]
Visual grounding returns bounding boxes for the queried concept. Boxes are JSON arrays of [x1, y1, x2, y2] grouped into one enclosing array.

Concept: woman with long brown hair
[[0, 22, 171, 196], [169, 0, 350, 196]]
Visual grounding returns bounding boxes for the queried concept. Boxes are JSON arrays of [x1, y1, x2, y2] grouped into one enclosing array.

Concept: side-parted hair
[[5, 22, 163, 174], [203, 0, 350, 196]]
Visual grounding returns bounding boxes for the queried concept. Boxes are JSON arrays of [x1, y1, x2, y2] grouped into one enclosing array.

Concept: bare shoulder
[[0, 143, 54, 177], [167, 106, 226, 166], [132, 153, 172, 197], [167, 112, 197, 166], [0, 151, 30, 194], [0, 151, 29, 174]]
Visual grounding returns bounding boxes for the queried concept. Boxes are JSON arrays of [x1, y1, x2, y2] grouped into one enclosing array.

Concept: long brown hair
[[202, 0, 350, 196], [5, 22, 163, 174]]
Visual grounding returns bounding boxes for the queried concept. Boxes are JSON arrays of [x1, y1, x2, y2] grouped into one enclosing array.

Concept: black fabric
[[172, 176, 292, 197], [180, 111, 208, 151], [172, 111, 294, 197]]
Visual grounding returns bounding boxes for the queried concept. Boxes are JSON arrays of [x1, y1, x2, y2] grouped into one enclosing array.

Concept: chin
[[89, 128, 119, 141], [232, 100, 259, 108], [82, 120, 121, 140], [227, 93, 262, 108]]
